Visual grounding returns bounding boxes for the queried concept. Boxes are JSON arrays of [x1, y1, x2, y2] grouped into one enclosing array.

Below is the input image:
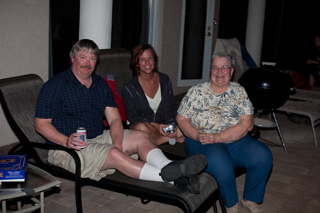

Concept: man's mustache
[[80, 65, 93, 69]]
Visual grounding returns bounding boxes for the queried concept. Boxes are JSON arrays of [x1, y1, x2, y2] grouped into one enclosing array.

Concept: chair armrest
[[28, 141, 72, 152], [27, 142, 82, 180]]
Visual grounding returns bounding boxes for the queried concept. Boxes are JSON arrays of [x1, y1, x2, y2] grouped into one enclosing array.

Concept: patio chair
[[95, 48, 134, 95], [0, 73, 225, 213]]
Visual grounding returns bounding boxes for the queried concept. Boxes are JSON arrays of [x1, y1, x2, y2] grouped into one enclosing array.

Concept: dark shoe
[[160, 154, 207, 182], [174, 175, 200, 194], [288, 114, 300, 124]]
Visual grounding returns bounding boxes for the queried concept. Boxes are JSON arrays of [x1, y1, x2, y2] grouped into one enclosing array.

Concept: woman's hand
[[161, 124, 179, 138], [160, 123, 175, 136], [167, 130, 178, 139], [159, 124, 168, 136], [198, 133, 218, 145]]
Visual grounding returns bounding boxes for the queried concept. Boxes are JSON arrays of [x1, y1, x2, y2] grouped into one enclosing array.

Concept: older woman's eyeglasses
[[211, 66, 231, 73]]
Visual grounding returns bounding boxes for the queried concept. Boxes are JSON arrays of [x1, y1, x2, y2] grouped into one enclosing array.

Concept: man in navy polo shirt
[[34, 39, 207, 193]]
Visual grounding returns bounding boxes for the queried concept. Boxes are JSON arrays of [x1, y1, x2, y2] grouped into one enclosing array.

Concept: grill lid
[[239, 68, 294, 110]]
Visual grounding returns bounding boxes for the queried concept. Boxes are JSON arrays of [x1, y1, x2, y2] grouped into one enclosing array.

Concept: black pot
[[239, 68, 294, 110]]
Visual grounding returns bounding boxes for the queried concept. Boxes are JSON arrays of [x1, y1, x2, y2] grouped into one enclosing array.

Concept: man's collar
[[66, 67, 98, 88]]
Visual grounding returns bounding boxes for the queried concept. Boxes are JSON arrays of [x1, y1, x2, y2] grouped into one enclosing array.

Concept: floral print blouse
[[177, 82, 253, 134]]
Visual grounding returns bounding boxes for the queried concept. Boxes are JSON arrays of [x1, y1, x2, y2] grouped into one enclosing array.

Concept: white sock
[[139, 163, 174, 184], [146, 148, 172, 169]]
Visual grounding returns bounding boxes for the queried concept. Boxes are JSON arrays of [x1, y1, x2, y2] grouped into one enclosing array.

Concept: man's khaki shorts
[[48, 129, 138, 181]]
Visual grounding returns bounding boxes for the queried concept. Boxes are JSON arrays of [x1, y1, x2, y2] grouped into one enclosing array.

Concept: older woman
[[122, 44, 184, 145], [176, 52, 273, 213]]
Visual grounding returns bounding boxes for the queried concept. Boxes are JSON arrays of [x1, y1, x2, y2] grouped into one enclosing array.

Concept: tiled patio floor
[[1, 112, 320, 212]]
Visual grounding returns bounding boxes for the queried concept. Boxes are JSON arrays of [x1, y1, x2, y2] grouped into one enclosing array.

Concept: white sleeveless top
[[146, 85, 161, 113]]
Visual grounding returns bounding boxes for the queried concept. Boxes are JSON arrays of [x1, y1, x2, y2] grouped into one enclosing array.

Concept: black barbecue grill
[[239, 67, 294, 153]]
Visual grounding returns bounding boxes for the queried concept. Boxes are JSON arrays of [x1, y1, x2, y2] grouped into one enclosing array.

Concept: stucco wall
[[159, 0, 190, 95], [0, 0, 49, 146]]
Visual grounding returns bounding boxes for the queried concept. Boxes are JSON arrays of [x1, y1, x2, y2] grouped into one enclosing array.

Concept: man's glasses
[[211, 65, 231, 73]]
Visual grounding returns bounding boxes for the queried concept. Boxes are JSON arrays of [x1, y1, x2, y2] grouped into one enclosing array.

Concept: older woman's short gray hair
[[211, 52, 235, 68], [69, 39, 100, 61]]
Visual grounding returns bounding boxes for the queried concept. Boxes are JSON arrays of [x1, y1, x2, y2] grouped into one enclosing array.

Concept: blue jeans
[[184, 135, 273, 207]]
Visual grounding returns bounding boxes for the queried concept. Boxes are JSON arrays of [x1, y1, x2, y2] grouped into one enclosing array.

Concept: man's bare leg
[[100, 130, 208, 193]]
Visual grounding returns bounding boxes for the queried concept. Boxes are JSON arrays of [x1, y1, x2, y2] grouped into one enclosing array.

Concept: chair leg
[[218, 192, 226, 213], [213, 201, 218, 213], [310, 119, 318, 146], [75, 177, 83, 213], [271, 110, 288, 153]]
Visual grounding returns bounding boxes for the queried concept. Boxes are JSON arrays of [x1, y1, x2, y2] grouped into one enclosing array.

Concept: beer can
[[76, 127, 87, 149]]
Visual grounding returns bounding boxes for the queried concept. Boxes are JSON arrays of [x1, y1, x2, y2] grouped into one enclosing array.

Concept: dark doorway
[[218, 0, 320, 72]]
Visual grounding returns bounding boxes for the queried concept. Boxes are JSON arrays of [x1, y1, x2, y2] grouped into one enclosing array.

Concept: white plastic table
[[0, 164, 61, 213]]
